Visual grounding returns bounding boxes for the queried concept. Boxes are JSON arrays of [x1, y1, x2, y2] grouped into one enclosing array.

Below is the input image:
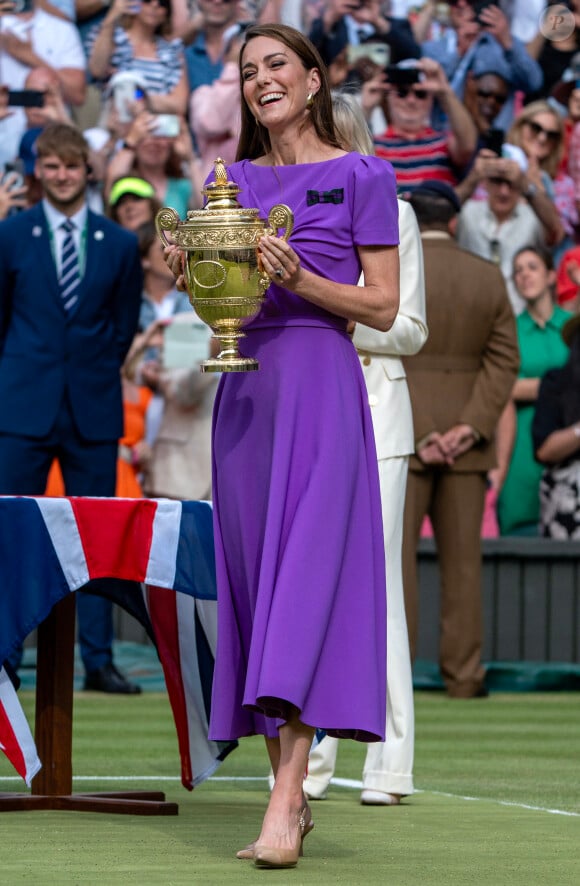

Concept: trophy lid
[[202, 158, 243, 211]]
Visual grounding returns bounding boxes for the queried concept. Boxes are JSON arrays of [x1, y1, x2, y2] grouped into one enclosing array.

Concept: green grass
[[0, 692, 579, 884]]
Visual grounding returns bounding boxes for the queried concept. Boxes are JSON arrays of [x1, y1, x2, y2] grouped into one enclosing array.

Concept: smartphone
[[481, 127, 504, 155], [1, 168, 25, 192], [473, 0, 495, 25], [385, 66, 421, 85], [152, 114, 180, 138], [347, 42, 391, 69], [7, 90, 45, 108]]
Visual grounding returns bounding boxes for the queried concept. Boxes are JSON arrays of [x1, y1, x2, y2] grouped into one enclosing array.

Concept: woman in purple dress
[[166, 24, 399, 869]]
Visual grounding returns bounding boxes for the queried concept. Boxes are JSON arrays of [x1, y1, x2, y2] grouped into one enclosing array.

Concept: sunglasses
[[394, 86, 429, 100], [525, 120, 561, 142], [477, 89, 508, 104]]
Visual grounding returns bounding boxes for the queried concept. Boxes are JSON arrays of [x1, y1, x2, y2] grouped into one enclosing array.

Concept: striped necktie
[[59, 219, 80, 313]]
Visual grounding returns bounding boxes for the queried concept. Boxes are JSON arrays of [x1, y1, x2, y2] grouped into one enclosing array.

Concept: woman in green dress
[[497, 247, 572, 535]]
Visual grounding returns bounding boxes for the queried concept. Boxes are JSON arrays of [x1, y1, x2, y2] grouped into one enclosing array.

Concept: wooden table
[[0, 594, 177, 814]]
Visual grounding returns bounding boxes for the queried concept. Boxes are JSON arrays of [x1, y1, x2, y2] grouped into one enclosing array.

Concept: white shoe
[[360, 789, 401, 806], [302, 782, 328, 801]]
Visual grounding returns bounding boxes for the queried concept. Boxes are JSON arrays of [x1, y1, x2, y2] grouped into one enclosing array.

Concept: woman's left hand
[[259, 235, 302, 289]]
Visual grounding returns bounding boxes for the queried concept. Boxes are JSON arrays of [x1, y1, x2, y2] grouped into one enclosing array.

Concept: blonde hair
[[331, 91, 374, 156], [507, 100, 564, 179]]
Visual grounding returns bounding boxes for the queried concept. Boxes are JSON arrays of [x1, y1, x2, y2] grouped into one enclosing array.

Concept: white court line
[[1, 774, 578, 818]]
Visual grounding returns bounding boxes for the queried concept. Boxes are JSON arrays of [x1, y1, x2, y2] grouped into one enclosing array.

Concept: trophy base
[[200, 357, 259, 373]]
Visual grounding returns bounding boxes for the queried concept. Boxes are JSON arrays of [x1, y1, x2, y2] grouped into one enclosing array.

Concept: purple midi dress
[[208, 153, 399, 743]]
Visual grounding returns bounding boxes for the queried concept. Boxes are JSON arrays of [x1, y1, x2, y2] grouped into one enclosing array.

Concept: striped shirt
[[87, 25, 184, 94], [373, 126, 457, 191]]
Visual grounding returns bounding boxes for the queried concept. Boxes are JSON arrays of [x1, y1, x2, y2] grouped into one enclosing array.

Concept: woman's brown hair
[[235, 24, 342, 162]]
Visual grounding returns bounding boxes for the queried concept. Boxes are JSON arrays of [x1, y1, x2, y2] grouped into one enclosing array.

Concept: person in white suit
[[302, 92, 428, 806]]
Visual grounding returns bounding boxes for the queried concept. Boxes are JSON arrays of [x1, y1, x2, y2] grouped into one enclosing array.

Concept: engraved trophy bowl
[[155, 158, 294, 372]]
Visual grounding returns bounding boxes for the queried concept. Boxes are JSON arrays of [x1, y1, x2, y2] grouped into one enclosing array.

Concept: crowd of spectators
[[2, 0, 580, 547]]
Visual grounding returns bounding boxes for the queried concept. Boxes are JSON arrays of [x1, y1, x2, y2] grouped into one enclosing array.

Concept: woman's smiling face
[[240, 35, 320, 133]]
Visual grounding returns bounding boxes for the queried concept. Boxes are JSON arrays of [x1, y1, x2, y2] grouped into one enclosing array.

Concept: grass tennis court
[[0, 691, 578, 884]]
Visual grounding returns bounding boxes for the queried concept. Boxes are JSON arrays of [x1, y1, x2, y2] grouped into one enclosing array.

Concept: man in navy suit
[[0, 122, 143, 693]]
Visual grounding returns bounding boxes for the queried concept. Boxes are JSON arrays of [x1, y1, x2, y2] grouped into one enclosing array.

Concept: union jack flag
[[0, 496, 236, 789]]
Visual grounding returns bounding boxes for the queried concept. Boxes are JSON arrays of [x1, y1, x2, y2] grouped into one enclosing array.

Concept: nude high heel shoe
[[236, 800, 313, 860], [253, 802, 313, 869]]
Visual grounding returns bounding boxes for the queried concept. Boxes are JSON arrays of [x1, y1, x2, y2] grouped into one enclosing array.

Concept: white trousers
[[303, 456, 415, 797]]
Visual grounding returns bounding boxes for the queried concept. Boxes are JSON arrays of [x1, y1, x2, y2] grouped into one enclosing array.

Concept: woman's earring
[[306, 92, 315, 109]]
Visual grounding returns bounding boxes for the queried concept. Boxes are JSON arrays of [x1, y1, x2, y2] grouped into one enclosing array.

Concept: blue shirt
[[185, 33, 224, 93]]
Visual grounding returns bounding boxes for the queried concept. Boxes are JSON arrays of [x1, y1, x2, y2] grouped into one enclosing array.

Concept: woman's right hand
[[107, 0, 140, 22], [123, 109, 158, 148]]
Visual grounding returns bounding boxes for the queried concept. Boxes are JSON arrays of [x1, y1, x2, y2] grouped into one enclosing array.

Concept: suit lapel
[[80, 212, 106, 304], [32, 204, 60, 297]]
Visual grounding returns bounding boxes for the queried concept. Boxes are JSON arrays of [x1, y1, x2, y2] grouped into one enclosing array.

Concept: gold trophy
[[155, 159, 294, 372]]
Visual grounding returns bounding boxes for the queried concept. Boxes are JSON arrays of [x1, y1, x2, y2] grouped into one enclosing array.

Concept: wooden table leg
[[0, 593, 178, 815]]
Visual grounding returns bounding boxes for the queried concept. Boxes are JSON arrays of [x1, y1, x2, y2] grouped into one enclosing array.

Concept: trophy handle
[[267, 204, 294, 242], [155, 207, 181, 248]]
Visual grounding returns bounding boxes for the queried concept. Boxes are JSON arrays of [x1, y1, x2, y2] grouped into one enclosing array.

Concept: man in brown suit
[[402, 182, 519, 699]]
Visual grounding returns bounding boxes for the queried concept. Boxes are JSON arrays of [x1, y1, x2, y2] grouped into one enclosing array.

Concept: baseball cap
[[109, 177, 156, 207], [410, 180, 461, 213], [18, 127, 42, 175]]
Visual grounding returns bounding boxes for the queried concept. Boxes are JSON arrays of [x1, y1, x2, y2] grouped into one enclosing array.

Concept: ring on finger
[[275, 267, 284, 278]]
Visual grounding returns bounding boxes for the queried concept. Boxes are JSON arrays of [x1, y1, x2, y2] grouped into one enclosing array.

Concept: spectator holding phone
[[456, 149, 563, 313], [507, 100, 576, 261], [422, 1, 543, 133], [87, 0, 188, 115], [462, 57, 511, 148], [526, 0, 580, 100], [104, 109, 197, 215], [369, 57, 477, 190], [0, 167, 28, 218], [0, 0, 86, 166], [308, 0, 420, 69]]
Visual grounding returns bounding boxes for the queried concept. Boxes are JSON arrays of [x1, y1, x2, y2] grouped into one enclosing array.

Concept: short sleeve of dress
[[351, 155, 399, 248]]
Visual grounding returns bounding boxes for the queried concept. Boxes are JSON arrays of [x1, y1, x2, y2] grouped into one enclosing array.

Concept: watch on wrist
[[524, 181, 538, 200]]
